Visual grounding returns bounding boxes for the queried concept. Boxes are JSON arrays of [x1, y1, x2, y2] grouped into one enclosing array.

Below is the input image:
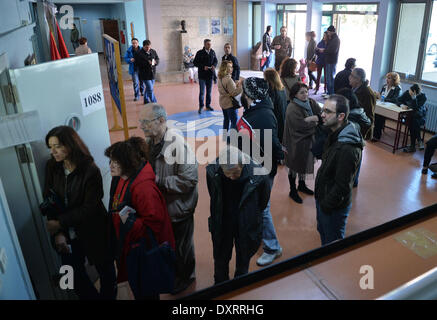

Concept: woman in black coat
[[43, 126, 116, 300], [398, 84, 427, 152]]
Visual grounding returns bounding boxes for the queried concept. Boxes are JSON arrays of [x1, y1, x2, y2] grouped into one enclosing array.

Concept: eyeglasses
[[321, 108, 336, 115], [139, 117, 159, 126]]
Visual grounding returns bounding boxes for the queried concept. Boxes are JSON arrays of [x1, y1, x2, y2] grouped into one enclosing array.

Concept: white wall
[[125, 0, 147, 44], [237, 1, 252, 69]]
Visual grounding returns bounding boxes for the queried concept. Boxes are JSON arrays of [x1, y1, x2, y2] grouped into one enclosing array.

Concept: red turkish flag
[[56, 21, 70, 58], [49, 30, 61, 60]]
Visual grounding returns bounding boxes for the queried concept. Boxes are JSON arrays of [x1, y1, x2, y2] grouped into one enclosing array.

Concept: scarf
[[293, 98, 313, 116]]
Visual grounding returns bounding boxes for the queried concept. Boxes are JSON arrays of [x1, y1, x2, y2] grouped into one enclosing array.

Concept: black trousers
[[373, 114, 385, 139], [172, 216, 196, 286], [409, 118, 422, 147], [424, 135, 437, 167], [213, 214, 250, 285], [307, 67, 317, 87]]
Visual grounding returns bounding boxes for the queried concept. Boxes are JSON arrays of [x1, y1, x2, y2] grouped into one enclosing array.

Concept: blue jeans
[[132, 71, 144, 98], [199, 78, 213, 108], [143, 79, 157, 103], [222, 108, 238, 131], [325, 63, 336, 95], [261, 54, 271, 71], [316, 200, 352, 246], [60, 239, 117, 300], [262, 176, 281, 253]]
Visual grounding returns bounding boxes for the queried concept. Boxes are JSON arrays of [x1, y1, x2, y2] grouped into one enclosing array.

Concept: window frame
[[390, 0, 437, 87], [322, 2, 379, 15]]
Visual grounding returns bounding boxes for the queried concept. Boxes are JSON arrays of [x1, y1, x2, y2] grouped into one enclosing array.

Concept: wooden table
[[374, 101, 412, 153]]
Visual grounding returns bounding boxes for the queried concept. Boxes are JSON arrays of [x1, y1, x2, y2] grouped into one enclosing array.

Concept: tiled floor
[[98, 56, 437, 300]]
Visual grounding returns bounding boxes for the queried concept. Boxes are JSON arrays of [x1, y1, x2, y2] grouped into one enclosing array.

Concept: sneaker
[[257, 248, 283, 266], [206, 106, 214, 111], [418, 140, 425, 150], [198, 107, 203, 114], [403, 146, 416, 153]]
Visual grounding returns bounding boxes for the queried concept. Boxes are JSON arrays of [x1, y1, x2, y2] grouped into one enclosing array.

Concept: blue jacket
[[315, 40, 326, 66], [124, 45, 142, 75]]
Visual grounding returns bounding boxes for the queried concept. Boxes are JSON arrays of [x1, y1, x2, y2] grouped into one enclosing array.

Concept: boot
[[288, 175, 302, 204], [298, 180, 314, 195]]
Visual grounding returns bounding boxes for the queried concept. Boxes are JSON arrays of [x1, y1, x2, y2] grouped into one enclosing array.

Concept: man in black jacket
[[315, 95, 364, 245], [319, 26, 340, 96], [207, 146, 270, 284], [194, 39, 218, 114], [134, 40, 159, 104], [262, 25, 272, 71], [235, 77, 284, 267], [334, 58, 356, 93], [222, 43, 240, 81]]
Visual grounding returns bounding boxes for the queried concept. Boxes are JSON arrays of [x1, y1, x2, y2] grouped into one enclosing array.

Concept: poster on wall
[[211, 18, 221, 35], [223, 16, 233, 35], [199, 17, 209, 36], [103, 38, 121, 113]]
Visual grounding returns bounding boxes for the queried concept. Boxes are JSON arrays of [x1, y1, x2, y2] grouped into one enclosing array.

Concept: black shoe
[[206, 106, 214, 111], [432, 173, 437, 179], [298, 181, 314, 195], [198, 107, 203, 114], [289, 190, 303, 204], [403, 146, 416, 153], [134, 97, 139, 101], [422, 168, 428, 174]]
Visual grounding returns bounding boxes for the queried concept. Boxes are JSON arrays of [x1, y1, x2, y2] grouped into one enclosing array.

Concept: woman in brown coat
[[283, 82, 322, 203], [217, 60, 243, 134]]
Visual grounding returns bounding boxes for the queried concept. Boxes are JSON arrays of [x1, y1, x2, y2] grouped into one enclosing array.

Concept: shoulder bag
[[220, 78, 241, 109]]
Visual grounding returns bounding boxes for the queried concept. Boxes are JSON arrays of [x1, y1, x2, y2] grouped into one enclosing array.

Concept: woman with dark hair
[[105, 137, 175, 300], [283, 82, 322, 203], [75, 37, 92, 56], [279, 57, 299, 103], [43, 126, 116, 300], [306, 31, 317, 89], [398, 83, 427, 152], [314, 32, 328, 95], [264, 68, 288, 143]]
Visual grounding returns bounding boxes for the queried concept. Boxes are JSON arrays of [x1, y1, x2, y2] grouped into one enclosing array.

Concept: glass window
[[284, 4, 307, 11], [277, 5, 283, 10], [323, 4, 333, 11], [422, 0, 437, 83], [392, 2, 426, 77], [335, 4, 378, 12], [253, 3, 262, 46]]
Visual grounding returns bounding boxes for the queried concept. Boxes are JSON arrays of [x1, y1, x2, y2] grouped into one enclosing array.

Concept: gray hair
[[218, 145, 251, 172], [353, 68, 366, 83], [146, 103, 167, 121]]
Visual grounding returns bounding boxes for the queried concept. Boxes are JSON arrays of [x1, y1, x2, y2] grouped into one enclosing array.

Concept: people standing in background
[[124, 38, 144, 101], [183, 46, 198, 83], [262, 25, 273, 71], [372, 72, 402, 141], [71, 24, 80, 50], [43, 126, 117, 300], [139, 103, 199, 295], [279, 58, 299, 103], [318, 26, 340, 96], [264, 68, 288, 144], [314, 32, 329, 95], [306, 31, 317, 89], [218, 60, 243, 133], [194, 39, 218, 114], [315, 95, 363, 245], [283, 82, 322, 204], [134, 40, 159, 104], [222, 43, 240, 81], [398, 83, 427, 153], [271, 26, 292, 71], [75, 37, 92, 56], [349, 68, 376, 140], [334, 58, 356, 94]]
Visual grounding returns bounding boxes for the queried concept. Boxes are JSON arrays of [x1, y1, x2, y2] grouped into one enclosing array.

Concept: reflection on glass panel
[[321, 15, 332, 36], [277, 5, 283, 10], [336, 4, 378, 12], [323, 4, 333, 11], [277, 12, 284, 35], [393, 3, 426, 76], [284, 4, 307, 11], [253, 3, 262, 46], [422, 1, 437, 83], [285, 12, 307, 59]]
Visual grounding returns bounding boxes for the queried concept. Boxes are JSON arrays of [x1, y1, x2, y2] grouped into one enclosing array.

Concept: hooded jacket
[[349, 107, 371, 138], [109, 162, 175, 283], [124, 45, 142, 75], [206, 161, 270, 260], [315, 121, 364, 213]]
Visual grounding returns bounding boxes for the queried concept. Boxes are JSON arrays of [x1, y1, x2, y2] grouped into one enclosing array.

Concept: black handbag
[[127, 226, 176, 297], [220, 78, 241, 109]]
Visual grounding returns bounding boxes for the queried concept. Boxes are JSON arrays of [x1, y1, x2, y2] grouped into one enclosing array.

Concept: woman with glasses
[[105, 137, 175, 300], [283, 82, 322, 204], [43, 126, 116, 300]]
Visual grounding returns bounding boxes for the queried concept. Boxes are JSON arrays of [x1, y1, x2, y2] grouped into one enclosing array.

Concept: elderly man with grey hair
[[139, 103, 199, 295], [349, 67, 376, 140], [206, 145, 270, 284]]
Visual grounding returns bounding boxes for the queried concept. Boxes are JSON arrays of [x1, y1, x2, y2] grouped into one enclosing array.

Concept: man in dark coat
[[334, 58, 356, 93], [315, 95, 364, 245], [194, 39, 218, 114], [206, 146, 270, 284], [271, 26, 292, 71], [262, 25, 273, 71], [222, 43, 240, 81], [320, 26, 340, 95], [235, 77, 284, 267], [134, 40, 159, 104]]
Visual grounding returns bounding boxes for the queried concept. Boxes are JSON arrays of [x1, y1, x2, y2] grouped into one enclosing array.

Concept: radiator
[[425, 101, 437, 133]]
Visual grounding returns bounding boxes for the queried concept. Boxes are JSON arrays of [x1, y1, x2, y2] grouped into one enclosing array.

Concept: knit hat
[[242, 77, 269, 101], [327, 25, 336, 32]]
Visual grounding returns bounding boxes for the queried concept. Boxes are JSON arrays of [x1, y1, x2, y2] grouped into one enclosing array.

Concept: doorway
[[284, 12, 307, 60]]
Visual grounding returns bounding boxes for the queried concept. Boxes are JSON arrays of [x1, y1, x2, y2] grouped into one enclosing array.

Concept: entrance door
[[102, 19, 120, 55]]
